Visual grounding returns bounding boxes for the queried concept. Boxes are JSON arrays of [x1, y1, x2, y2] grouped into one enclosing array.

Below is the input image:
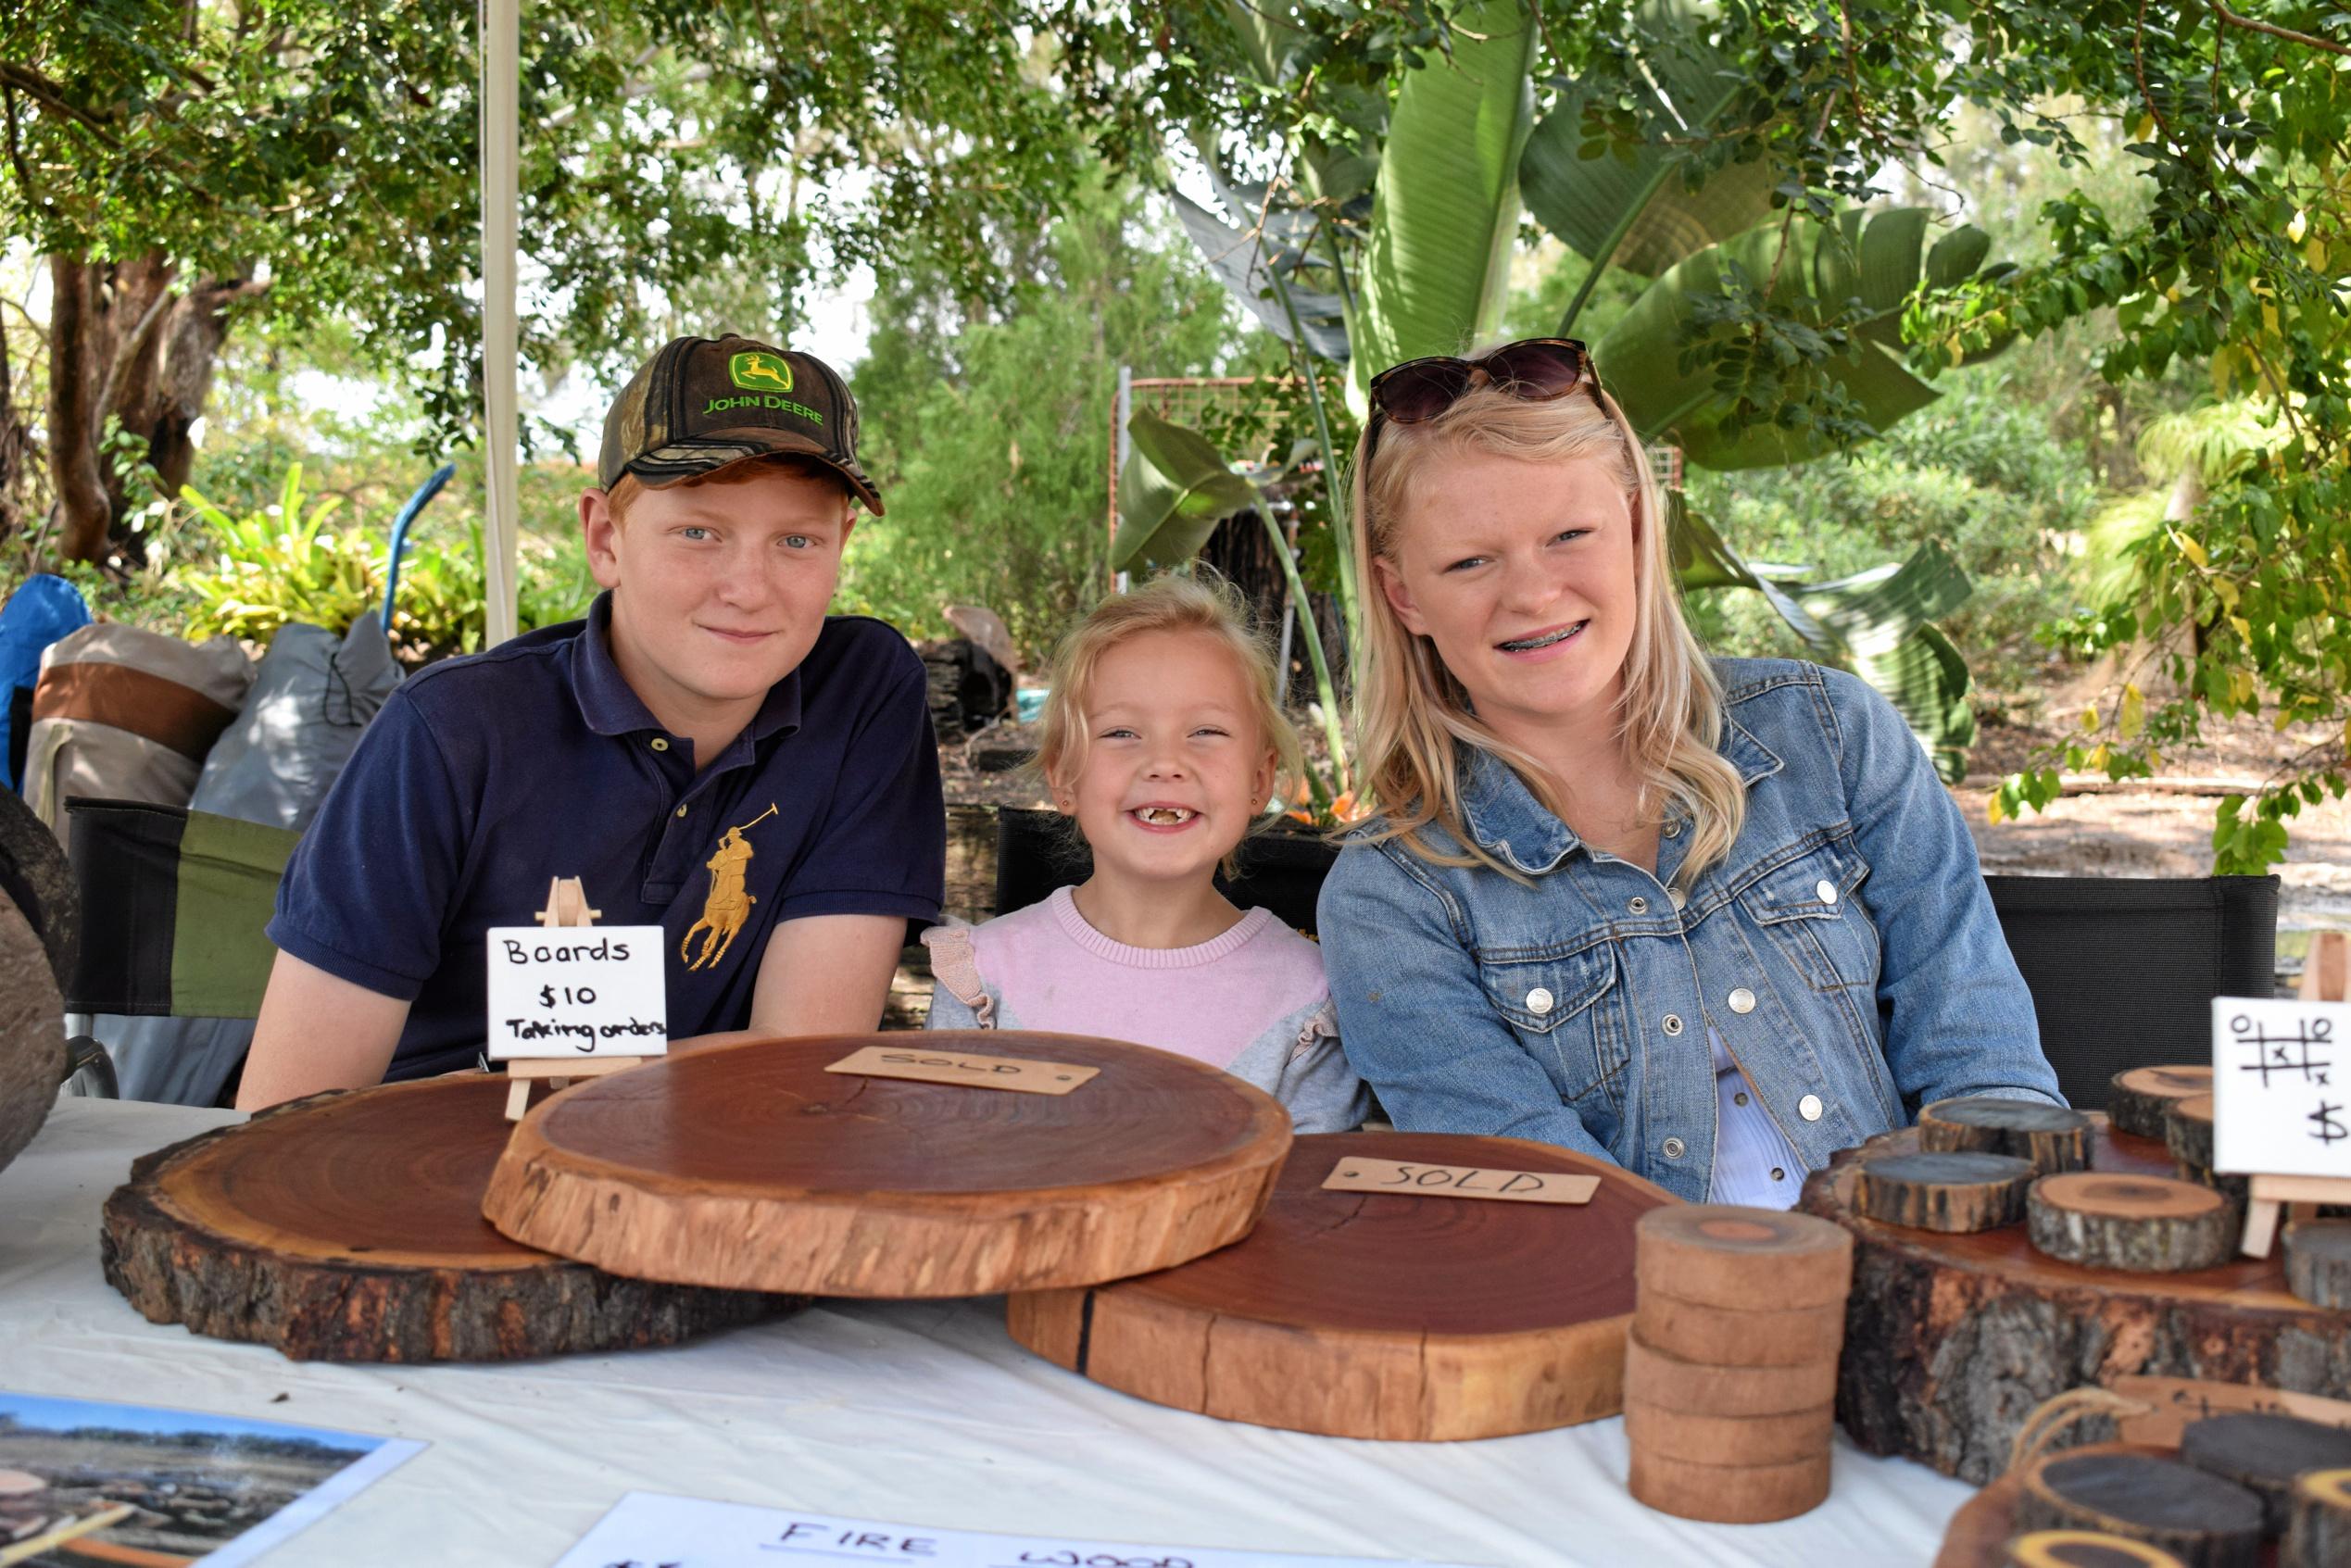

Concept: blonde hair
[[1037, 571, 1304, 878], [1347, 380, 1746, 884]]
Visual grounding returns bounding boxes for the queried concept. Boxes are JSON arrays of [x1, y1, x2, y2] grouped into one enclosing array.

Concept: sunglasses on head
[[1365, 338, 1604, 452]]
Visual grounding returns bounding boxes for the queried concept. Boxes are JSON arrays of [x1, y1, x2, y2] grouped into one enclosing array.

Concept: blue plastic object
[[0, 573, 94, 791], [1015, 686, 1049, 724], [381, 462, 457, 635]]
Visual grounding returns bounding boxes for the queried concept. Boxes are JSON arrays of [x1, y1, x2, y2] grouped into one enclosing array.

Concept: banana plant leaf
[[1113, 409, 1264, 573], [1519, 0, 1777, 281], [1350, 0, 1540, 404], [1171, 190, 1352, 362], [1598, 207, 1999, 469], [1672, 495, 1978, 777]]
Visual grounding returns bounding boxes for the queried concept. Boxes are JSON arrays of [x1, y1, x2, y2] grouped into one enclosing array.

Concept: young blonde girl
[[924, 574, 1365, 1133]]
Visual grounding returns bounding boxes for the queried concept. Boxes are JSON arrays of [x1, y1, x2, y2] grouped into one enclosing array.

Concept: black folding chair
[[1985, 873, 2280, 1111]]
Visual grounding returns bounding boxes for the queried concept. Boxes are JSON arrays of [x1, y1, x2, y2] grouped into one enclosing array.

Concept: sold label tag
[[823, 1045, 1098, 1096], [1321, 1156, 1599, 1205]]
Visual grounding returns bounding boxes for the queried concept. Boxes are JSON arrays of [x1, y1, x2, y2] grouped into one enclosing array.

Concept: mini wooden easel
[[2241, 931, 2351, 1256], [503, 876, 644, 1122]]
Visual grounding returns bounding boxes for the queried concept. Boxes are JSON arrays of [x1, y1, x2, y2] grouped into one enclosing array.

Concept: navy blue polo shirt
[[269, 593, 945, 1081]]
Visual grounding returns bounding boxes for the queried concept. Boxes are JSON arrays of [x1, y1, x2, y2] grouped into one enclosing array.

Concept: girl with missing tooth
[[922, 574, 1366, 1134]]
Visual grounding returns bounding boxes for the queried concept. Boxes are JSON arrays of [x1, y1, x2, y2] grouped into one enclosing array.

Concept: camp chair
[[1983, 873, 2280, 1112], [61, 797, 297, 1103]]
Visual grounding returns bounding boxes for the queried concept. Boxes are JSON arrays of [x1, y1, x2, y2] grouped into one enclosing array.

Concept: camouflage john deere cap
[[597, 334, 884, 514]]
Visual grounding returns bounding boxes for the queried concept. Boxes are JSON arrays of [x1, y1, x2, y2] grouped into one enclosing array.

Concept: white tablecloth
[[0, 1098, 1976, 1566]]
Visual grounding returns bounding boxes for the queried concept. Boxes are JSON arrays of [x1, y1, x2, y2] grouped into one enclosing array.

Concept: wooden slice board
[[100, 1074, 785, 1361], [1921, 1098, 2093, 1175], [2111, 1068, 2215, 1143], [2027, 1173, 2236, 1273], [2012, 1449, 2263, 1568], [1855, 1150, 2037, 1233], [1003, 1131, 1676, 1440], [484, 1032, 1293, 1298], [1800, 1119, 2351, 1486]]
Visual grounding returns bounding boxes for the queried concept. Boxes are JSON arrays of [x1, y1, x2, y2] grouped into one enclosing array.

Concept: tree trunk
[[44, 256, 111, 563]]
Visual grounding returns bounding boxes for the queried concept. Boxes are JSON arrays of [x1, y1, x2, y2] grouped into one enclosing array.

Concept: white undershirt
[[1707, 1028, 1808, 1210]]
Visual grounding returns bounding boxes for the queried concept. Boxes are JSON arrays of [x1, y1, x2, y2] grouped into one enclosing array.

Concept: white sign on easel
[[487, 876, 668, 1119], [2212, 933, 2351, 1255]]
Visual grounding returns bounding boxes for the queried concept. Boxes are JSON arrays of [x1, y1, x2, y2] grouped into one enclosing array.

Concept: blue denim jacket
[[1316, 659, 2062, 1202]]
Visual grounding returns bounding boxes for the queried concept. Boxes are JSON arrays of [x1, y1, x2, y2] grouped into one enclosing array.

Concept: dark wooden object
[[2002, 1532, 2187, 1567], [101, 1075, 783, 1361], [2285, 1221, 2351, 1311], [1855, 1151, 2037, 1233], [2177, 1411, 2351, 1533], [2011, 1450, 2262, 1568], [1801, 1120, 2351, 1486], [1006, 1131, 1675, 1440], [2110, 1068, 2214, 1143], [2285, 1469, 2351, 1568], [2027, 1174, 2236, 1273], [484, 1033, 1293, 1298], [1922, 1098, 2093, 1175], [0, 897, 63, 1178]]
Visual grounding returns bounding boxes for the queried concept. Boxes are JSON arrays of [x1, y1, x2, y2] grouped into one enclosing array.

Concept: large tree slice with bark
[[484, 1033, 1293, 1298], [1004, 1131, 1675, 1439], [101, 1074, 785, 1361], [0, 896, 65, 1179], [1801, 1120, 2351, 1486]]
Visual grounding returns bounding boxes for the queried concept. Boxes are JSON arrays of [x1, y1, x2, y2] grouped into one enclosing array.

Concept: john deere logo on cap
[[729, 351, 793, 393]]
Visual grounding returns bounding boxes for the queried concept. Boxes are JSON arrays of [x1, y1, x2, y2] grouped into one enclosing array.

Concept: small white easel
[[2240, 931, 2351, 1257], [502, 876, 645, 1121]]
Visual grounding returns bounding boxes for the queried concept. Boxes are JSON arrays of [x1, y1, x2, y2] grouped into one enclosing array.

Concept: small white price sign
[[2212, 996, 2351, 1178], [485, 925, 669, 1060]]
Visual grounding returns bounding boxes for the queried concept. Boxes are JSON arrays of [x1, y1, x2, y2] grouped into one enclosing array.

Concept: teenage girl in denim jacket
[[1315, 340, 2064, 1207]]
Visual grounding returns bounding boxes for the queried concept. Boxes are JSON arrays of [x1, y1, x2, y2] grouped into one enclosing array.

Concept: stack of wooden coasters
[[1624, 1205, 1854, 1524]]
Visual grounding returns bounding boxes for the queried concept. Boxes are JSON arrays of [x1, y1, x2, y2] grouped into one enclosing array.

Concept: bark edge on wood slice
[[2283, 1219, 2351, 1311], [2110, 1069, 2215, 1144], [100, 1075, 784, 1361], [2027, 1173, 2236, 1274], [2177, 1411, 2351, 1534], [1622, 1333, 1840, 1417], [1626, 1447, 1830, 1524], [2011, 1449, 2262, 1568], [1004, 1130, 1677, 1440], [1921, 1098, 2094, 1175], [0, 895, 64, 1179], [1622, 1399, 1832, 1466], [2002, 1530, 2189, 1568], [2162, 1095, 2250, 1210], [1800, 1123, 2351, 1487], [2284, 1468, 2351, 1568], [1854, 1150, 2037, 1233], [484, 1033, 1294, 1298], [1633, 1290, 1846, 1366], [1633, 1203, 1854, 1311]]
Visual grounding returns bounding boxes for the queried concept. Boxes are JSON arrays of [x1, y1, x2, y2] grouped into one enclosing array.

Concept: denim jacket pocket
[[1474, 941, 1627, 1107], [1738, 844, 1880, 993]]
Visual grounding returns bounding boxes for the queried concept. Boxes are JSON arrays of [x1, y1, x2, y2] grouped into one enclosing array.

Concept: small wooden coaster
[[2284, 1219, 2351, 1309], [2011, 1449, 2262, 1567], [2108, 1067, 2214, 1143], [2026, 1173, 2235, 1273], [1622, 1399, 1832, 1466], [2160, 1094, 2249, 1210], [2177, 1411, 2351, 1534], [1627, 1446, 1829, 1524], [1920, 1098, 2093, 1175], [1622, 1333, 1839, 1417], [2001, 1530, 2188, 1568], [1632, 1291, 1846, 1366], [1854, 1150, 2036, 1233], [1633, 1204, 1854, 1311], [2288, 1470, 2351, 1568]]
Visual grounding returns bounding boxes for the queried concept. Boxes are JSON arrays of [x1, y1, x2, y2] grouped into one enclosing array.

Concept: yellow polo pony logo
[[683, 802, 779, 971], [729, 351, 793, 394]]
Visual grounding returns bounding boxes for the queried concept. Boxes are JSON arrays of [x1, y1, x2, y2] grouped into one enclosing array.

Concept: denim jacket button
[[1661, 1014, 1684, 1036], [1662, 1136, 1687, 1160], [1817, 879, 1839, 906], [1799, 1093, 1824, 1122], [1628, 896, 1648, 915], [1668, 887, 1688, 911], [1526, 986, 1554, 1015], [1729, 986, 1756, 1014]]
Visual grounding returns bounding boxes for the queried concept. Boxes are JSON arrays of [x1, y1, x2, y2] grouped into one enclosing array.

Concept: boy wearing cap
[[236, 336, 945, 1108]]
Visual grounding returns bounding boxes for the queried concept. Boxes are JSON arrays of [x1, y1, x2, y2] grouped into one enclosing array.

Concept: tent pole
[[479, 0, 521, 648]]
